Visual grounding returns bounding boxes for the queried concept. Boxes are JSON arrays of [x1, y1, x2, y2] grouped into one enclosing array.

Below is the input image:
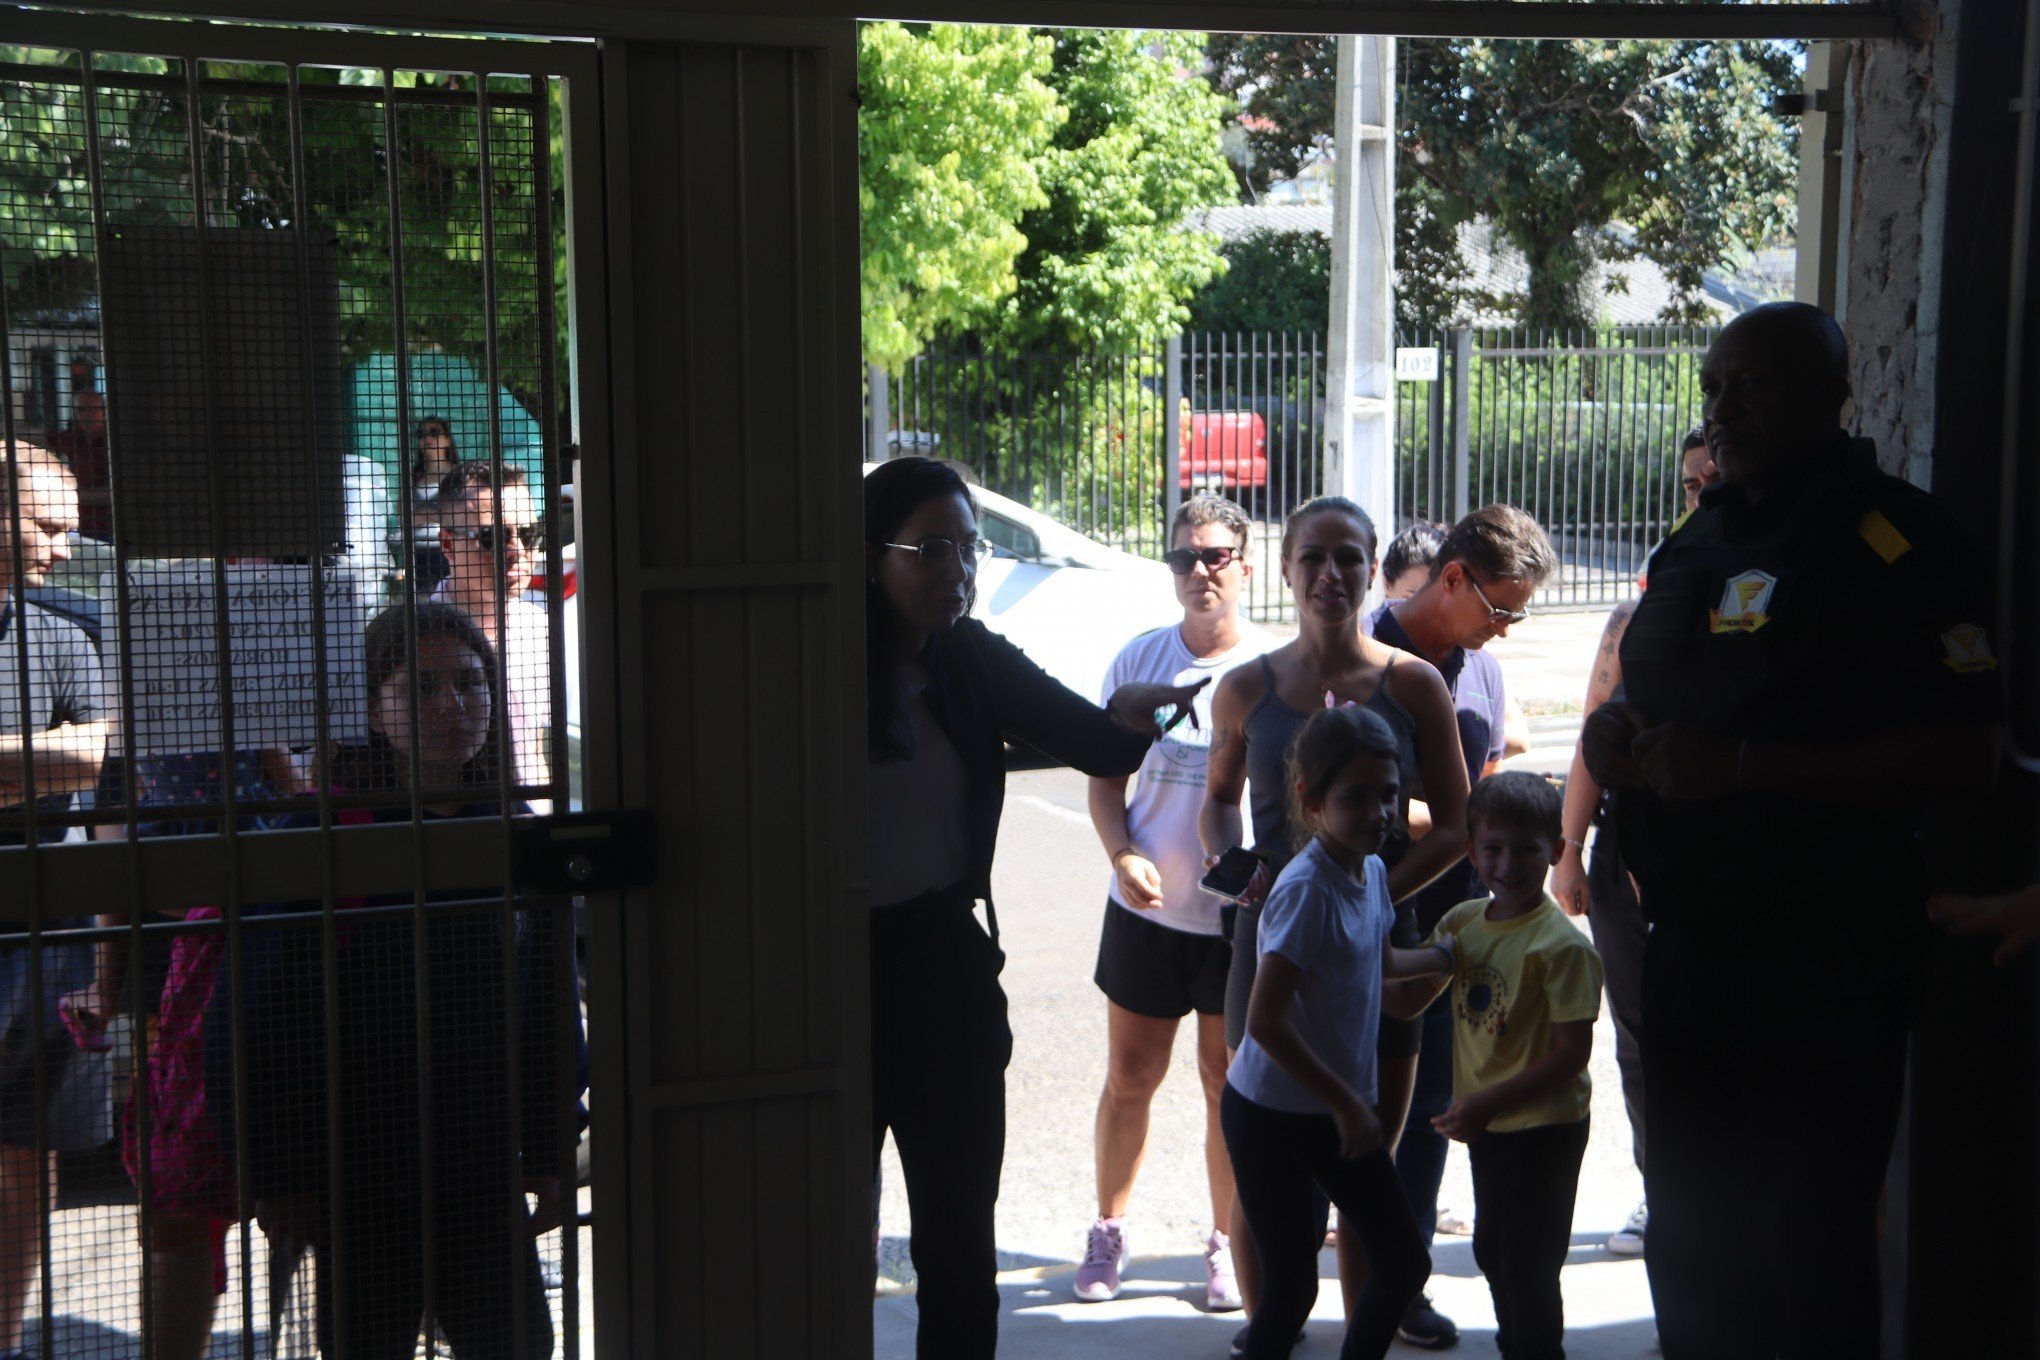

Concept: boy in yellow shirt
[[1389, 771, 1602, 1360]]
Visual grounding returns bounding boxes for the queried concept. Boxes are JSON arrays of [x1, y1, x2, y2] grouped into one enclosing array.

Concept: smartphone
[[1199, 846, 1267, 903]]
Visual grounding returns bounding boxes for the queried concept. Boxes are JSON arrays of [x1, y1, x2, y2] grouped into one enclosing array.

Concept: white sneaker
[[1607, 1201, 1648, 1256], [1073, 1218, 1127, 1301], [1204, 1230, 1243, 1311]]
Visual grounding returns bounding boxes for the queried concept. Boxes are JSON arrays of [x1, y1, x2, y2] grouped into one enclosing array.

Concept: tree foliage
[[857, 23, 1062, 371], [1188, 227, 1331, 333], [987, 29, 1234, 350], [1206, 35, 1801, 330]]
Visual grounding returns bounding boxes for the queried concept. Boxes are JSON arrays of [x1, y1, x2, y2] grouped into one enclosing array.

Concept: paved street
[[875, 608, 1662, 1357]]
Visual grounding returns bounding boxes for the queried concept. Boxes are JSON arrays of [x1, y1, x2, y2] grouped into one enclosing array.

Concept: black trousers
[[1584, 834, 1648, 1173], [1642, 919, 1913, 1360], [1221, 1084, 1430, 1360], [1468, 1118, 1589, 1360], [871, 896, 1012, 1360]]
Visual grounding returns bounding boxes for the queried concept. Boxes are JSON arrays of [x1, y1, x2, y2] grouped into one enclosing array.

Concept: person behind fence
[[0, 441, 111, 1360], [1581, 302, 2001, 1359], [1387, 772, 1600, 1360], [862, 457, 1204, 1358], [434, 459, 551, 808], [1221, 705, 1449, 1360], [1364, 504, 1557, 1350], [1200, 495, 1469, 1353], [219, 601, 577, 1360], [1073, 493, 1276, 1311]]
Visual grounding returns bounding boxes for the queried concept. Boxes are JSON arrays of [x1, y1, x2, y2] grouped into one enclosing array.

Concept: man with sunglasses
[[1074, 495, 1276, 1311], [435, 460, 551, 808], [1362, 502, 1557, 1350]]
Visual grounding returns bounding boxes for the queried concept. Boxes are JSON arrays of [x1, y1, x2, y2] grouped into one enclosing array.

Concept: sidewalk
[[877, 1234, 1659, 1358]]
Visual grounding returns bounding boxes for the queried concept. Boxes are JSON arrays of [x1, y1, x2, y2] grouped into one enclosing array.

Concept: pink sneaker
[[1204, 1230, 1242, 1311], [1073, 1218, 1127, 1301]]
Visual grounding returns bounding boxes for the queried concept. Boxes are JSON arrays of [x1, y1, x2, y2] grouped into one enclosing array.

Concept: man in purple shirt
[[1363, 503, 1558, 1350]]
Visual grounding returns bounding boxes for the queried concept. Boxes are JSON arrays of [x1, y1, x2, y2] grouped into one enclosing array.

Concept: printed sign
[[1395, 347, 1440, 382], [100, 563, 370, 757]]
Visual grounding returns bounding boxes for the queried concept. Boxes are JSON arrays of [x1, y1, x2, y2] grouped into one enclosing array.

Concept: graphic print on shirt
[[1940, 623, 1998, 673], [1456, 963, 1511, 1037], [1709, 569, 1778, 634], [1147, 663, 1220, 785]]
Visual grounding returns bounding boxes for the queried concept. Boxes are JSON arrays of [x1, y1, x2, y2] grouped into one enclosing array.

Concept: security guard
[[1582, 303, 2000, 1360]]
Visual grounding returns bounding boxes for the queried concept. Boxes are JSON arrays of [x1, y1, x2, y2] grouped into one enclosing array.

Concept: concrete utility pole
[[1324, 33, 1396, 546]]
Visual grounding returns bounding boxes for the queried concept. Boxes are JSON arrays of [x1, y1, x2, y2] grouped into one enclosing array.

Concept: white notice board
[[101, 563, 370, 758]]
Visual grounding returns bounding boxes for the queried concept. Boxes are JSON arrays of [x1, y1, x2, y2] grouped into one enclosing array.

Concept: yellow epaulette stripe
[[1668, 507, 1694, 536], [1858, 508, 1912, 564]]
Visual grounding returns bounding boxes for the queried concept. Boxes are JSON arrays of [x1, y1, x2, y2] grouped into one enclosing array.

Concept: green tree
[[1188, 227, 1331, 332], [857, 23, 1062, 371], [1207, 35, 1800, 330], [989, 29, 1234, 350]]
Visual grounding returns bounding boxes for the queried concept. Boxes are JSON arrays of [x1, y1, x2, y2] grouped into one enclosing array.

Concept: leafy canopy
[[1206, 35, 1801, 330]]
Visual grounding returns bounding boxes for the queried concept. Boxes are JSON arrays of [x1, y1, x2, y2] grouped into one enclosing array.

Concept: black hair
[[411, 415, 457, 483], [1278, 495, 1377, 565], [332, 600, 504, 793], [1681, 425, 1708, 453], [1381, 521, 1448, 585], [865, 456, 981, 760], [1285, 705, 1403, 852], [1465, 770, 1564, 844], [436, 458, 529, 504]]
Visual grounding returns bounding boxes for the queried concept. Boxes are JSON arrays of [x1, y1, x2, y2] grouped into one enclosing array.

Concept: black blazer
[[915, 619, 1151, 913]]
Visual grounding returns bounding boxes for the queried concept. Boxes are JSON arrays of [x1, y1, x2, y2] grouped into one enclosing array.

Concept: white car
[[963, 481, 1184, 707]]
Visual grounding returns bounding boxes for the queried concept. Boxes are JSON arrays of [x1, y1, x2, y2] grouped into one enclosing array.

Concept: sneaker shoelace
[[1084, 1222, 1121, 1267]]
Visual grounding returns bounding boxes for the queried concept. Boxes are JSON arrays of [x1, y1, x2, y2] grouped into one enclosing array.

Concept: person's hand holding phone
[[1201, 846, 1269, 905]]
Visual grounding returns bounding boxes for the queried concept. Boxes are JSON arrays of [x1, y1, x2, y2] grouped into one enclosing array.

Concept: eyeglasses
[[884, 538, 996, 570], [1467, 574, 1531, 626], [456, 524, 545, 553], [1163, 545, 1243, 575]]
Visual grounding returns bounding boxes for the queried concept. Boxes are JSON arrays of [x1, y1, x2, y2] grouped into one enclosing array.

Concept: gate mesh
[[0, 42, 583, 1360]]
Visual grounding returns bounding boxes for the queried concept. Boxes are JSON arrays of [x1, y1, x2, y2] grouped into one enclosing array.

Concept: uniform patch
[[1858, 509, 1912, 565], [1941, 623, 1998, 673], [1709, 570, 1778, 634]]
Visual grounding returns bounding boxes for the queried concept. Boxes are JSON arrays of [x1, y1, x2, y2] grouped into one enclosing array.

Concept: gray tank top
[[1242, 651, 1419, 877]]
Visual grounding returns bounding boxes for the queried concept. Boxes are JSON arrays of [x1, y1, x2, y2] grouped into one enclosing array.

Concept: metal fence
[[866, 323, 1715, 619]]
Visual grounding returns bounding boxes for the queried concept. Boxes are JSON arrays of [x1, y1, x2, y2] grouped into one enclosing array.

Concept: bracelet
[[1562, 835, 1587, 852], [1736, 739, 1751, 794], [1110, 845, 1137, 863]]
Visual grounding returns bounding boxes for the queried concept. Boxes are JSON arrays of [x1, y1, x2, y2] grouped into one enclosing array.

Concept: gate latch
[[514, 810, 656, 894]]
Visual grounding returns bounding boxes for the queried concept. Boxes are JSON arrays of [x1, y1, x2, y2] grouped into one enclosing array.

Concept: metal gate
[[0, 15, 596, 1358]]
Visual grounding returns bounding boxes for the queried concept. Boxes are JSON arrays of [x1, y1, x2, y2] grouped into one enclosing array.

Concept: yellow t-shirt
[[1427, 893, 1604, 1133]]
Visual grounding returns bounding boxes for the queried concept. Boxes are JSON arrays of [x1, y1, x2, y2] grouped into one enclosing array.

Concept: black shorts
[[1094, 901, 1231, 1020]]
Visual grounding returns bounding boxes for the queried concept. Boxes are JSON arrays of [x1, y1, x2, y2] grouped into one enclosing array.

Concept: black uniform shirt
[[1613, 434, 2000, 924]]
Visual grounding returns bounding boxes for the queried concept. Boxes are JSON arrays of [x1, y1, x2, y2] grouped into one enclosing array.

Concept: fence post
[[866, 363, 890, 461], [1427, 332, 1447, 519], [1164, 333, 1183, 533], [1448, 327, 1472, 523]]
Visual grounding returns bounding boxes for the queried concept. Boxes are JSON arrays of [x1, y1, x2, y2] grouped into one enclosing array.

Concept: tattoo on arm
[[1209, 724, 1230, 760]]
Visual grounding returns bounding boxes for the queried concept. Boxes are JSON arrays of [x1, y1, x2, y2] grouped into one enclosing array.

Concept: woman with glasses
[[863, 456, 1203, 1358], [1198, 495, 1472, 1353]]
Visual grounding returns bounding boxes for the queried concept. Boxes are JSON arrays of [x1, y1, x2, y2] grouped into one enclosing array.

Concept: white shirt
[[1100, 621, 1277, 935], [1226, 841, 1394, 1114], [432, 584, 552, 801]]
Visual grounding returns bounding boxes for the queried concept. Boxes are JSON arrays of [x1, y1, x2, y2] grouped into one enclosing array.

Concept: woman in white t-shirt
[[1074, 496, 1277, 1311]]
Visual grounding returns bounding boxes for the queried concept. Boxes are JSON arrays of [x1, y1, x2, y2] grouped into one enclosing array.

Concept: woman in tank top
[[1200, 494, 1471, 1326]]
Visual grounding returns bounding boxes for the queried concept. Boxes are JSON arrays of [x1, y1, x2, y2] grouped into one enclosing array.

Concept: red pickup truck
[[1180, 410, 1268, 491]]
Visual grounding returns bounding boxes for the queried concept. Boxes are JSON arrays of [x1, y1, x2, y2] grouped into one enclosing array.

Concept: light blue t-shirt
[[1226, 839, 1395, 1115]]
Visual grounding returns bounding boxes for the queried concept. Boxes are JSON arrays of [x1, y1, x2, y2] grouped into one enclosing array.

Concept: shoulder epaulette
[[1856, 508, 1912, 565]]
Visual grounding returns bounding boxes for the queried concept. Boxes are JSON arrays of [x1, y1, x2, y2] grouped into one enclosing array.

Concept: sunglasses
[[457, 523, 545, 553], [1163, 545, 1242, 575], [1467, 574, 1531, 626]]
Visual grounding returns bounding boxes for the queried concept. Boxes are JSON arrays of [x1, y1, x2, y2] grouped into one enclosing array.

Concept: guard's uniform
[[1613, 434, 1998, 1360]]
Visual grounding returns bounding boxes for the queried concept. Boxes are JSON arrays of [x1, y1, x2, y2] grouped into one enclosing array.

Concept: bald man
[[1581, 304, 2000, 1359]]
